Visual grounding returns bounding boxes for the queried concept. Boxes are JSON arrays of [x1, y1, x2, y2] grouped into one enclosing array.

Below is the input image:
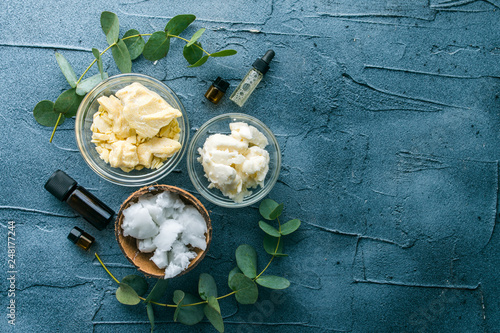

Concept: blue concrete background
[[1, 0, 500, 332]]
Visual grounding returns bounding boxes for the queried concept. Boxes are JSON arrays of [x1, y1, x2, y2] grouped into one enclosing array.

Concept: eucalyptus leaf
[[210, 49, 237, 57], [116, 283, 141, 305], [280, 219, 301, 235], [207, 295, 220, 313], [112, 39, 132, 73], [55, 52, 77, 88], [188, 55, 209, 68], [258, 221, 281, 237], [271, 204, 284, 219], [145, 279, 168, 303], [255, 275, 290, 290], [121, 275, 148, 296], [235, 244, 258, 279], [173, 290, 185, 322], [177, 294, 204, 326], [183, 41, 203, 65], [229, 273, 258, 304], [165, 14, 196, 35], [259, 199, 284, 220], [173, 290, 205, 325], [146, 302, 154, 333], [54, 88, 83, 118], [143, 31, 170, 61], [228, 267, 242, 288], [92, 48, 105, 79], [33, 100, 63, 127], [76, 73, 107, 96], [263, 234, 287, 257], [187, 28, 205, 47], [123, 29, 145, 60], [173, 289, 185, 305], [198, 273, 217, 300], [101, 11, 120, 45], [174, 305, 181, 322], [204, 296, 224, 333]]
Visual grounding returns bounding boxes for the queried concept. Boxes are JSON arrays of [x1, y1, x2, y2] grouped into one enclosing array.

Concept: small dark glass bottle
[[205, 77, 230, 104], [44, 170, 115, 231], [68, 227, 95, 250]]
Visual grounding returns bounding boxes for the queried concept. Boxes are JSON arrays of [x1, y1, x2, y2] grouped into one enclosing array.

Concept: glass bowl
[[187, 113, 281, 208], [75, 73, 189, 187]]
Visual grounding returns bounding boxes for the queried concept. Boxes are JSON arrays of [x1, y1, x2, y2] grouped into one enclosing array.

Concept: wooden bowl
[[115, 184, 212, 279]]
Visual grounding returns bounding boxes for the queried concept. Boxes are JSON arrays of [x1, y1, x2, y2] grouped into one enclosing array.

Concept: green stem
[[122, 33, 152, 40], [76, 58, 97, 85], [122, 33, 209, 55], [181, 300, 206, 307], [255, 255, 275, 280], [76, 43, 115, 85], [49, 113, 63, 143], [168, 34, 210, 56], [95, 252, 120, 284], [180, 291, 238, 307], [217, 290, 237, 300], [255, 218, 281, 280]]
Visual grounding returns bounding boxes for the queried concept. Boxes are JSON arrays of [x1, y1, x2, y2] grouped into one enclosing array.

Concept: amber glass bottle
[[45, 170, 114, 230], [67, 227, 95, 250], [205, 77, 230, 104]]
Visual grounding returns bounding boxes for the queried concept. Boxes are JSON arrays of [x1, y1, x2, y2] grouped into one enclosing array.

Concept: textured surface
[[1, 0, 500, 332]]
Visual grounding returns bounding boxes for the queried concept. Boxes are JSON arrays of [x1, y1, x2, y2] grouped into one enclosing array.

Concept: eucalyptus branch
[[94, 199, 300, 333], [33, 11, 236, 142], [96, 252, 270, 308]]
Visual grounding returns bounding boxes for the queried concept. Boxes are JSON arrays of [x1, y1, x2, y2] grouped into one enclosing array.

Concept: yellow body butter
[[90, 82, 182, 172]]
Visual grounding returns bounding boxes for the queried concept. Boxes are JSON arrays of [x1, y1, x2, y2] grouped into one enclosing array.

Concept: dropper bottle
[[230, 50, 275, 107]]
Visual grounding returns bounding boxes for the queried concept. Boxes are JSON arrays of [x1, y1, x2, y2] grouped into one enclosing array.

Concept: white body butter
[[197, 122, 270, 203], [121, 191, 207, 279]]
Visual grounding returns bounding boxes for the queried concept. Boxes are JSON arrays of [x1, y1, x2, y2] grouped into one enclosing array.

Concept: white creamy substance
[[197, 122, 270, 203], [121, 192, 207, 279]]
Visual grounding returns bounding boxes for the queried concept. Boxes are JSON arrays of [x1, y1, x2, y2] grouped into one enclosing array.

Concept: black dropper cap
[[212, 77, 230, 92], [45, 170, 77, 201], [67, 227, 83, 243], [252, 50, 275, 75]]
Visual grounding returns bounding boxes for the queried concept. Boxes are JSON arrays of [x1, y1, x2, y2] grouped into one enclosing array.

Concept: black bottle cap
[[67, 227, 83, 243], [45, 170, 77, 201], [212, 77, 229, 92], [252, 50, 275, 75]]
